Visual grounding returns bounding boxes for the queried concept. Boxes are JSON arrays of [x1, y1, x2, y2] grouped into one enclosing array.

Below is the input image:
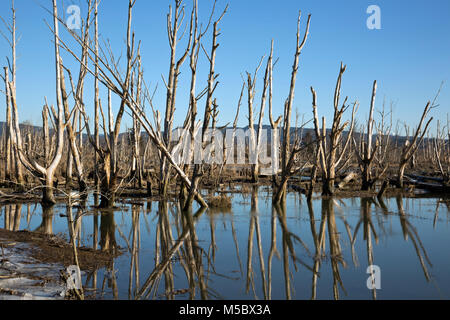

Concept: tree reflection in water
[[4, 204, 22, 232], [0, 191, 441, 300]]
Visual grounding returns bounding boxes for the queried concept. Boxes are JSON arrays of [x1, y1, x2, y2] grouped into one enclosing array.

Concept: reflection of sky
[[1, 193, 449, 300]]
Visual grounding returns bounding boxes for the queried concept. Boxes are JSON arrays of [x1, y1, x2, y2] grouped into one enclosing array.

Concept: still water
[[1, 187, 450, 300]]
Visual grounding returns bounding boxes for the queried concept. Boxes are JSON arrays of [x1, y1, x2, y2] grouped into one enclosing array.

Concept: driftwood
[[0, 190, 40, 202], [406, 174, 447, 184], [337, 172, 357, 190], [404, 174, 450, 193]]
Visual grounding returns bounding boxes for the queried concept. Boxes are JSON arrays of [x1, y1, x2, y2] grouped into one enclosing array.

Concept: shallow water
[[1, 187, 450, 300]]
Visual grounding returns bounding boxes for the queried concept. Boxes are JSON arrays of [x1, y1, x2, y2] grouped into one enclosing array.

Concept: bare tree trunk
[[160, 0, 194, 197], [356, 80, 378, 190], [311, 64, 357, 196], [9, 0, 23, 187], [59, 1, 94, 195], [13, 0, 65, 205], [66, 108, 78, 189], [247, 70, 257, 182], [268, 48, 282, 188], [253, 43, 273, 183], [5, 0, 66, 205], [362, 82, 376, 190], [185, 5, 226, 210], [6, 83, 24, 188], [278, 12, 311, 200], [42, 104, 50, 167], [181, 2, 201, 210], [42, 0, 66, 205], [94, 0, 100, 189], [245, 57, 264, 182], [1, 0, 24, 187], [397, 102, 433, 188], [132, 54, 144, 189], [3, 67, 12, 182]]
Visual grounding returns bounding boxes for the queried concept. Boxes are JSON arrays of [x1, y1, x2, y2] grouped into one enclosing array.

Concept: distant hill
[[0, 121, 443, 147], [0, 121, 42, 135]]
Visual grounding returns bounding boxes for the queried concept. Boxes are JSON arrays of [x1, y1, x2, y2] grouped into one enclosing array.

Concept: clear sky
[[0, 0, 449, 134]]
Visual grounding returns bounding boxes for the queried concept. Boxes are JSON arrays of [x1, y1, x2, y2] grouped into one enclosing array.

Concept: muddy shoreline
[[0, 228, 123, 300], [0, 229, 122, 272]]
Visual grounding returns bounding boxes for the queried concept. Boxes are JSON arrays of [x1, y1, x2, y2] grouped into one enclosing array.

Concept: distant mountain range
[[0, 121, 42, 135], [0, 121, 443, 147]]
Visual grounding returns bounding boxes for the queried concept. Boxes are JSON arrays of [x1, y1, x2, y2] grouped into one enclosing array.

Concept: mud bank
[[0, 229, 122, 300]]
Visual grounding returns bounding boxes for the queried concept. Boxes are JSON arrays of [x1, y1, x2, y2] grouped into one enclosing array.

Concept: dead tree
[[433, 120, 449, 182], [358, 81, 378, 190], [397, 102, 433, 188], [59, 0, 136, 207], [93, 0, 100, 188], [244, 57, 264, 182], [61, 58, 89, 194], [245, 45, 273, 183], [79, 88, 125, 207], [311, 63, 357, 196], [42, 104, 50, 167], [354, 80, 385, 190], [50, 0, 236, 209], [267, 43, 282, 187], [185, 2, 227, 210], [2, 67, 13, 183], [273, 123, 314, 204], [265, 13, 316, 204], [9, 0, 65, 205], [218, 81, 244, 185], [373, 99, 393, 185], [160, 0, 195, 197], [253, 42, 274, 183], [130, 53, 144, 188], [55, 0, 209, 208], [1, 0, 24, 186], [277, 11, 311, 201], [59, 1, 94, 194], [40, 1, 94, 194], [180, 0, 207, 209]]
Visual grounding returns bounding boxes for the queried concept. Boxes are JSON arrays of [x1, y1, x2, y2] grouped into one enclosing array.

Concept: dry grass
[[207, 194, 232, 209]]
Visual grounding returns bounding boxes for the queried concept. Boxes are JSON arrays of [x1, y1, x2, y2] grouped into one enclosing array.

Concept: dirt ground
[[0, 229, 122, 272]]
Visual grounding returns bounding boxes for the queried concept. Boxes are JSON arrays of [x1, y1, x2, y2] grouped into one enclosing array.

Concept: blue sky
[[0, 0, 449, 134]]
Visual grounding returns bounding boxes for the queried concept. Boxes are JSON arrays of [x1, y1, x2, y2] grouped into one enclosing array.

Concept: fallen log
[[404, 176, 450, 193], [338, 172, 357, 190], [405, 174, 447, 184]]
